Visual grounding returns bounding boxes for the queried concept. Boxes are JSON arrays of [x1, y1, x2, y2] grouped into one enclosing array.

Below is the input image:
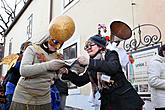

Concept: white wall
[[3, 0, 164, 109]]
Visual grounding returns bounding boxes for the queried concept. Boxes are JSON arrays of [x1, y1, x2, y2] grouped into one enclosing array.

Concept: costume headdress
[[48, 15, 75, 49]]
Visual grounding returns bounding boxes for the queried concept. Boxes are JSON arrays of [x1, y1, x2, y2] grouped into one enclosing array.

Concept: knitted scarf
[[89, 52, 104, 97]]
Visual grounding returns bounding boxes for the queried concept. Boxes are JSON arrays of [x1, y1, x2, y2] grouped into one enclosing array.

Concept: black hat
[[89, 35, 106, 48]]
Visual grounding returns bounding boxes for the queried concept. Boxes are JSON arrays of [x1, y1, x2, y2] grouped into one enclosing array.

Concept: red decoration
[[105, 36, 110, 41], [128, 54, 134, 64]]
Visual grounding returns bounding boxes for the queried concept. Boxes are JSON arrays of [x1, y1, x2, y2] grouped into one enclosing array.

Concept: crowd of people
[[0, 15, 164, 110]]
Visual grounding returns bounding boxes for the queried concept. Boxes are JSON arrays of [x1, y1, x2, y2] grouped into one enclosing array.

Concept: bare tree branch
[[22, 0, 28, 4], [1, 0, 12, 16], [0, 0, 27, 36], [0, 14, 9, 28]]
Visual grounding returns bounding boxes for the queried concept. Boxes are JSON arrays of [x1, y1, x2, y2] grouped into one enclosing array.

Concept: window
[[64, 0, 74, 8], [8, 38, 13, 55], [8, 42, 12, 55], [27, 14, 33, 40], [63, 43, 77, 60], [63, 0, 79, 13], [63, 43, 77, 89]]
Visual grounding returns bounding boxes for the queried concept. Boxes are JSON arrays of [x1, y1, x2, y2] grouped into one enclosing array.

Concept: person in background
[[50, 78, 61, 110], [0, 41, 31, 110], [106, 35, 129, 76], [54, 79, 68, 110], [51, 54, 68, 110], [98, 23, 130, 76], [148, 44, 165, 110], [62, 34, 144, 110], [0, 80, 6, 110]]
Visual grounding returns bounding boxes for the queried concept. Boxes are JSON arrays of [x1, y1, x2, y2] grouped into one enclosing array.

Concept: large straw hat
[[48, 15, 75, 44]]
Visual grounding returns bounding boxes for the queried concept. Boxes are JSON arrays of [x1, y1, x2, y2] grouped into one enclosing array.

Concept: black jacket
[[54, 79, 68, 96], [62, 50, 144, 110]]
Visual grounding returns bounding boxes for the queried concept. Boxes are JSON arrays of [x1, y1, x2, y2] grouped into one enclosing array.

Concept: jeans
[[4, 94, 13, 110], [0, 103, 4, 110]]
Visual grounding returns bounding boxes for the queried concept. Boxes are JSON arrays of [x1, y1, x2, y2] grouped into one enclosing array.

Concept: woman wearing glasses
[[62, 34, 144, 110]]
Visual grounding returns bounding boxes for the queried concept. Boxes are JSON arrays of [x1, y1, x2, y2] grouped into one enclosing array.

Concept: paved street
[[65, 106, 83, 110]]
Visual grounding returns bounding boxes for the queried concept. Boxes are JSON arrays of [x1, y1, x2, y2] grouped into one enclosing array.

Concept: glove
[[46, 59, 65, 71]]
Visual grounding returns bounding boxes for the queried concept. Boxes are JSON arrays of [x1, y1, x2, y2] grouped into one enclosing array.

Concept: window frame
[[63, 0, 74, 8], [27, 14, 33, 40], [63, 43, 77, 60], [8, 38, 13, 55], [63, 43, 78, 89], [62, 0, 80, 13]]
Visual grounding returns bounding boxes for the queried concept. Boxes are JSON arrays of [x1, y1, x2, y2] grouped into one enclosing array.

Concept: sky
[[0, 0, 25, 43]]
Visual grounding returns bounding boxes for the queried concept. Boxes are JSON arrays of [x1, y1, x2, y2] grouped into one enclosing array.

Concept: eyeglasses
[[84, 42, 96, 50]]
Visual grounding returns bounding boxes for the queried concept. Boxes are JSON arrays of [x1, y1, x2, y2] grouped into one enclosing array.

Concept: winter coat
[[148, 55, 165, 108], [12, 45, 64, 105], [62, 50, 144, 110]]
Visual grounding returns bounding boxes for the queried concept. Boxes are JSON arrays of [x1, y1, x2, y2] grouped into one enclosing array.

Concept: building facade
[[2, 0, 165, 109]]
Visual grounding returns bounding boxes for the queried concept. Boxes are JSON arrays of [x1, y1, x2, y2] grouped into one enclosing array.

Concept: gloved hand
[[46, 59, 65, 71], [77, 56, 89, 66]]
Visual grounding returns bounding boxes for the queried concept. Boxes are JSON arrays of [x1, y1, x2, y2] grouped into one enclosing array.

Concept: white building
[[2, 0, 165, 109]]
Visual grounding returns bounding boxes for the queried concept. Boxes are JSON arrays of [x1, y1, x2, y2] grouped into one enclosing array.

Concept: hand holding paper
[[46, 59, 65, 71], [77, 56, 89, 66]]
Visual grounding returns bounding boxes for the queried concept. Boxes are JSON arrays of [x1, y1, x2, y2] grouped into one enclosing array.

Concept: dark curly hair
[[158, 44, 165, 57]]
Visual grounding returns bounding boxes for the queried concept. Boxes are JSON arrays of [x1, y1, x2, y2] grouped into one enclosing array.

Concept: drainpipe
[[49, 0, 53, 22]]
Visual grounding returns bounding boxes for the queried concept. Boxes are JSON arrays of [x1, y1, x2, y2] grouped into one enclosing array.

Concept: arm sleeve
[[118, 48, 129, 68], [88, 50, 121, 76], [61, 70, 90, 87], [148, 60, 165, 89], [20, 46, 50, 77]]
